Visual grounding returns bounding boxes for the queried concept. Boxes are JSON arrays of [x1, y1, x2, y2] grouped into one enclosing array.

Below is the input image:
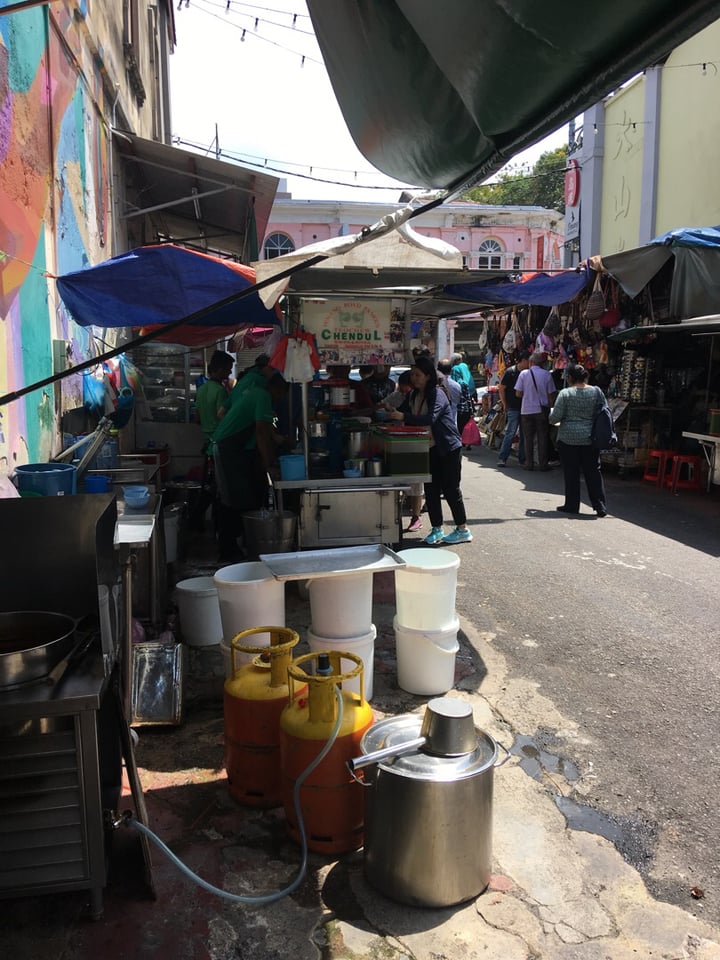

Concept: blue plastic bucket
[[85, 474, 112, 493], [15, 463, 77, 496], [279, 454, 306, 481]]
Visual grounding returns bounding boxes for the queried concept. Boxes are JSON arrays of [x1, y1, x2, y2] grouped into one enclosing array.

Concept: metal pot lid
[[360, 713, 497, 781]]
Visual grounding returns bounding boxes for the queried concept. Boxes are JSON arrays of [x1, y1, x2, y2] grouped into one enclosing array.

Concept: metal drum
[[351, 697, 508, 907]]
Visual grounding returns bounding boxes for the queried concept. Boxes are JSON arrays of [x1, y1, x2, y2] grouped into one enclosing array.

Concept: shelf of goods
[[131, 343, 206, 424], [601, 404, 672, 474]]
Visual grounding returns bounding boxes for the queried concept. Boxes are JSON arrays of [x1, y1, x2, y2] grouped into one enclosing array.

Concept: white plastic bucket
[[308, 571, 373, 639], [307, 624, 376, 701], [394, 615, 459, 695], [394, 548, 460, 631], [175, 577, 223, 647], [213, 562, 285, 663]]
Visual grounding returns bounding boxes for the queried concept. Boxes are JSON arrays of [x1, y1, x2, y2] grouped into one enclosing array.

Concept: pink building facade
[[262, 190, 564, 273]]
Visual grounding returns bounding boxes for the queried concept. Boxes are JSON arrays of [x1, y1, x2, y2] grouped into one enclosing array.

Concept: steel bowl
[[0, 611, 77, 687]]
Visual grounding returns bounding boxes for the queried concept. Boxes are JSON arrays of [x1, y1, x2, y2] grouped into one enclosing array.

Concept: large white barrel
[[213, 562, 285, 668], [394, 616, 459, 695], [394, 548, 460, 631]]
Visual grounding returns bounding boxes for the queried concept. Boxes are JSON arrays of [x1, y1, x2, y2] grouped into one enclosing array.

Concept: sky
[[169, 0, 568, 203]]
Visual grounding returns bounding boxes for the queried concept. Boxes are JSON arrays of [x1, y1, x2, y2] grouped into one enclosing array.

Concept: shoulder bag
[[590, 387, 617, 450], [529, 368, 551, 420]]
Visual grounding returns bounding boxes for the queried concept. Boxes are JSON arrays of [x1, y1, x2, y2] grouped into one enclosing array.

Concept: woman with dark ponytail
[[390, 355, 471, 545]]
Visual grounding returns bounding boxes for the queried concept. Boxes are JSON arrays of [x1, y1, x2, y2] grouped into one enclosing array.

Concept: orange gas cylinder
[[223, 626, 304, 808], [280, 650, 374, 855]]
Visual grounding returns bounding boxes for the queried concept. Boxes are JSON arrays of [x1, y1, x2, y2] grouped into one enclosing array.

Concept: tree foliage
[[463, 145, 568, 213]]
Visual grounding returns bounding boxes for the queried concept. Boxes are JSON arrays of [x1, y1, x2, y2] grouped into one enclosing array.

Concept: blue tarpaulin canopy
[[56, 244, 281, 346], [444, 270, 591, 308]]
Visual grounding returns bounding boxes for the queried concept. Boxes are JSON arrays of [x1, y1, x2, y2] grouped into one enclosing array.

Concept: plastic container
[[307, 624, 376, 700], [123, 485, 150, 509], [394, 548, 460, 631], [394, 615, 460, 695], [163, 503, 184, 564], [279, 454, 306, 481], [175, 577, 223, 647], [709, 409, 720, 436], [308, 571, 373, 639], [85, 474, 111, 493], [213, 561, 285, 666], [14, 463, 77, 496]]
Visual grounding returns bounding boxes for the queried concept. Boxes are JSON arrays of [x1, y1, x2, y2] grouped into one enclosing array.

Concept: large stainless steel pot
[[350, 697, 508, 907], [308, 421, 328, 438], [345, 430, 370, 458], [0, 611, 77, 687]]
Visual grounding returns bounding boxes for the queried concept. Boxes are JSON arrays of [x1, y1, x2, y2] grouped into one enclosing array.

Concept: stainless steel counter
[[274, 477, 429, 549], [682, 431, 720, 488]]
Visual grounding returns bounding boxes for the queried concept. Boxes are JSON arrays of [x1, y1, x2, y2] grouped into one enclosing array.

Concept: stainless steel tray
[[259, 544, 406, 581], [131, 641, 185, 726]]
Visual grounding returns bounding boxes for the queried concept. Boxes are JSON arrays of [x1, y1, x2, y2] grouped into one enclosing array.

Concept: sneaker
[[424, 526, 445, 545], [443, 527, 473, 544], [407, 516, 423, 532], [497, 460, 508, 468]]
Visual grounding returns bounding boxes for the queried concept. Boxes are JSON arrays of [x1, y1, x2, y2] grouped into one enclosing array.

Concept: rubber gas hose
[[123, 684, 345, 904]]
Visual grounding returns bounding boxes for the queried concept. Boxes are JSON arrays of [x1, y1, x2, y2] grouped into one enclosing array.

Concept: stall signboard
[[301, 299, 403, 365]]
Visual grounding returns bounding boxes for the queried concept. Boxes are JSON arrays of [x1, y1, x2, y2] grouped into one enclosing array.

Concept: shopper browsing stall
[[549, 363, 608, 517], [390, 355, 471, 545], [514, 352, 557, 471]]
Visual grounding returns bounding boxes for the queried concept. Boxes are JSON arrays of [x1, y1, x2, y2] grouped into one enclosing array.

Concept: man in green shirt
[[214, 374, 289, 561], [196, 350, 234, 449]]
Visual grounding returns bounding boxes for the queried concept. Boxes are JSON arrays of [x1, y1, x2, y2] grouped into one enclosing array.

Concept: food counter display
[[682, 431, 720, 490]]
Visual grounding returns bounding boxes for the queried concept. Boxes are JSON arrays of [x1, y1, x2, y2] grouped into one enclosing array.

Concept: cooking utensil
[[351, 697, 509, 907], [0, 611, 78, 687]]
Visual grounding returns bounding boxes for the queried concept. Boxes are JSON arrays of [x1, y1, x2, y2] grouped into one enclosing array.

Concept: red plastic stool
[[642, 449, 675, 487], [666, 454, 703, 494]]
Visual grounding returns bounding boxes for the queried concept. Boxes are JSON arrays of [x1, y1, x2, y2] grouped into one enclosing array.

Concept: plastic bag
[[461, 417, 481, 447]]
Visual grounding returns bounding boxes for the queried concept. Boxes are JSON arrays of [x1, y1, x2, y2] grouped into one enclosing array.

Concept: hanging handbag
[[583, 273, 606, 322], [598, 281, 621, 329]]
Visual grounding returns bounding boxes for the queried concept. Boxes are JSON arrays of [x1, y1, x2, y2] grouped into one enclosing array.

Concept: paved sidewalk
[[2, 558, 718, 959]]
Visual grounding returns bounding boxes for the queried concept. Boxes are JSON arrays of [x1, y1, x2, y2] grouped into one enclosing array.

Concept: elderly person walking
[[514, 352, 557, 471], [549, 363, 608, 517]]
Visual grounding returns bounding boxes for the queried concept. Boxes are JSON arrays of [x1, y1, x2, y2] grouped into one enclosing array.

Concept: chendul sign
[[301, 299, 403, 364]]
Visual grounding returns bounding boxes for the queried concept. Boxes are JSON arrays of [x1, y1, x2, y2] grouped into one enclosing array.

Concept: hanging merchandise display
[[269, 330, 321, 383], [583, 273, 606, 321]]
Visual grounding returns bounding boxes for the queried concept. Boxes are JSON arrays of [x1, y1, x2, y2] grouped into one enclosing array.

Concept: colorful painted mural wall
[[0, 4, 109, 473]]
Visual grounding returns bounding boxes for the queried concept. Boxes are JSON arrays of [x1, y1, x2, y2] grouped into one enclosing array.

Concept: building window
[[512, 255, 522, 271], [478, 239, 503, 270], [263, 232, 295, 259]]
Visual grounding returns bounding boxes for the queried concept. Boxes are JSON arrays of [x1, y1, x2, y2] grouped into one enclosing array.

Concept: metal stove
[[0, 494, 125, 917]]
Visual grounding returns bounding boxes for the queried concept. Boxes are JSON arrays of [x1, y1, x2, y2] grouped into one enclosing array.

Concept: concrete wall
[[0, 1, 172, 472], [599, 77, 645, 255], [656, 19, 720, 231], [582, 18, 720, 260]]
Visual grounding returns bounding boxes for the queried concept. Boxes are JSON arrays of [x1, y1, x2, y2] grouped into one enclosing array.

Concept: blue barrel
[[15, 463, 77, 496]]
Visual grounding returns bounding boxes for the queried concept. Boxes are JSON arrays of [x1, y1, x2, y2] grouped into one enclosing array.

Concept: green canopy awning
[[308, 1, 719, 192]]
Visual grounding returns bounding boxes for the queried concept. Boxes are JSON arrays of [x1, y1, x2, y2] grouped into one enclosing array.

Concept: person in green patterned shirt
[[549, 363, 608, 518]]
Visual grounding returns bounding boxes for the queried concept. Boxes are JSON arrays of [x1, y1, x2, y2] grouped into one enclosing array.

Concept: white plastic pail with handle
[[175, 577, 223, 647], [213, 562, 285, 666], [394, 549, 460, 631], [394, 615, 459, 695], [307, 624, 376, 700]]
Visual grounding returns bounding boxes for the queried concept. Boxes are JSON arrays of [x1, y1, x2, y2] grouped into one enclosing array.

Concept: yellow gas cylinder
[[223, 626, 304, 808], [280, 650, 373, 855]]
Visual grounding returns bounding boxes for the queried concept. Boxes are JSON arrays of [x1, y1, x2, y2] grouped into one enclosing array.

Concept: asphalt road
[[446, 441, 720, 925]]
